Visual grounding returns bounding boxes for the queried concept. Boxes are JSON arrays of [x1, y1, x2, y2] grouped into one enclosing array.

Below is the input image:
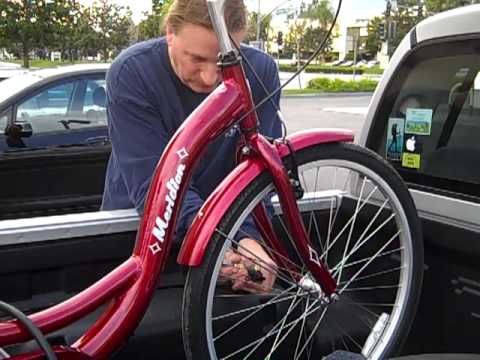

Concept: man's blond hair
[[165, 0, 247, 34]]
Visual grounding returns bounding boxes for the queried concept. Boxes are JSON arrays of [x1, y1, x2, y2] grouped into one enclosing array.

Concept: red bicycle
[[0, 0, 423, 359]]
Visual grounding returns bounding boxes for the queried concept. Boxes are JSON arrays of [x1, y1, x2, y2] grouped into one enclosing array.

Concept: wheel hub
[[299, 274, 324, 297], [299, 274, 339, 304]]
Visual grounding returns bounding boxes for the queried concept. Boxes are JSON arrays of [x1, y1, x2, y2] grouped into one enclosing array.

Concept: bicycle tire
[[182, 142, 423, 360]]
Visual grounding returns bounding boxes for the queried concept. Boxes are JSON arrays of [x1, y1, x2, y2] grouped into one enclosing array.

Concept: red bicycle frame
[[0, 9, 354, 360]]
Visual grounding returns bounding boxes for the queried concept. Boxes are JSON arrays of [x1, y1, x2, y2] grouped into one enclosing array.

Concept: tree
[[88, 0, 133, 61], [137, 0, 173, 41], [365, 16, 384, 59], [50, 0, 84, 62], [302, 26, 332, 61], [387, 1, 425, 54], [283, 20, 307, 60], [424, 0, 480, 15], [0, 0, 53, 68], [245, 12, 272, 43], [303, 0, 334, 29]]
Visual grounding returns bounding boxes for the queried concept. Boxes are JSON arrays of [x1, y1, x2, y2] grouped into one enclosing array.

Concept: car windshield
[[0, 72, 43, 103]]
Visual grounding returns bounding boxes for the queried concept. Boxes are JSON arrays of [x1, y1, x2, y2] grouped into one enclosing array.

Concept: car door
[[0, 74, 110, 219]]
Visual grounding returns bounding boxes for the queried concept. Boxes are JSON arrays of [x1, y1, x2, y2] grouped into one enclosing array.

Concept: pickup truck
[[0, 4, 479, 359]]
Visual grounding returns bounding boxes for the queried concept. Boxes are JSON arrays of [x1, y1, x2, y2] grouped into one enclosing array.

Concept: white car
[[0, 61, 28, 81]]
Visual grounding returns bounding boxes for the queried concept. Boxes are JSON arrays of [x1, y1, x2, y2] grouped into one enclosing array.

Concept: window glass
[[15, 78, 107, 135], [16, 83, 74, 133], [370, 39, 480, 197], [81, 79, 107, 127]]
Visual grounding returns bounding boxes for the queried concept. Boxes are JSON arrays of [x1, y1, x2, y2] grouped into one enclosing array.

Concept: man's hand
[[219, 238, 277, 294]]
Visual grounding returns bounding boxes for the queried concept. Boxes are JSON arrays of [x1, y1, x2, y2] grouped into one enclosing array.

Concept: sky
[[79, 0, 386, 25]]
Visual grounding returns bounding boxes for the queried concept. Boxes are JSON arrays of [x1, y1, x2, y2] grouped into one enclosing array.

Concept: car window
[[81, 79, 107, 127], [368, 38, 480, 198], [15, 77, 107, 133], [16, 83, 75, 133]]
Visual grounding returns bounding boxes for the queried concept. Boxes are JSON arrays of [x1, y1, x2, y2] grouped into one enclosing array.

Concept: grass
[[307, 77, 379, 92], [282, 89, 329, 96], [279, 63, 384, 75]]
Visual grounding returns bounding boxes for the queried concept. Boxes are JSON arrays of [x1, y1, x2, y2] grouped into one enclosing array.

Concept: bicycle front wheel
[[183, 142, 423, 360]]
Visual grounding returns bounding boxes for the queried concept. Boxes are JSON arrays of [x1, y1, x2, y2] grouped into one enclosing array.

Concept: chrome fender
[[177, 128, 354, 266]]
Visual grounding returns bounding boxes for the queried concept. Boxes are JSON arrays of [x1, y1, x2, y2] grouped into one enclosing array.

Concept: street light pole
[[256, 0, 261, 42]]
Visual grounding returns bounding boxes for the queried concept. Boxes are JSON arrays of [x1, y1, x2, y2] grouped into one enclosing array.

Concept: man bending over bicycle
[[101, 0, 279, 294]]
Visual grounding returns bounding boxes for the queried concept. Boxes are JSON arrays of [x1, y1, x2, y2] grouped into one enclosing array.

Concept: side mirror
[[5, 122, 33, 138]]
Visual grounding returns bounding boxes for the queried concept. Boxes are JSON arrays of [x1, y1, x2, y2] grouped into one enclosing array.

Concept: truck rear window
[[368, 37, 480, 199]]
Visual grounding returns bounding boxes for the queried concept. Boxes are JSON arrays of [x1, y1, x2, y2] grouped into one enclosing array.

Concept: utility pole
[[352, 33, 358, 80], [256, 0, 261, 42]]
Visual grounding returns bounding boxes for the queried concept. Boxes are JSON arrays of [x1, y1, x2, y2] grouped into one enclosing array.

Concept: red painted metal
[[9, 346, 91, 360], [277, 128, 354, 158], [222, 60, 258, 132], [252, 134, 337, 295], [73, 80, 247, 359], [0, 257, 140, 346], [252, 203, 297, 277], [178, 128, 354, 267]]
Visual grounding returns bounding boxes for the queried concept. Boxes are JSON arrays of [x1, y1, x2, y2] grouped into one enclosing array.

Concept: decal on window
[[405, 108, 433, 136], [386, 117, 405, 161]]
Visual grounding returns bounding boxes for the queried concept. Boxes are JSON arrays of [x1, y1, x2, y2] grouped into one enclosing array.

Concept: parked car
[[0, 62, 28, 81], [0, 64, 110, 219], [340, 60, 354, 67], [330, 59, 344, 66], [355, 59, 368, 67]]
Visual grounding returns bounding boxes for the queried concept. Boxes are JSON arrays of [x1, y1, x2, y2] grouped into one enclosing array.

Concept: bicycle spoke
[[339, 230, 402, 293], [310, 209, 326, 256], [275, 213, 304, 270], [294, 306, 329, 359], [338, 266, 404, 286], [293, 296, 310, 360], [346, 302, 398, 308], [352, 197, 390, 253], [264, 298, 324, 357], [264, 288, 304, 359], [321, 183, 379, 262], [331, 213, 397, 278], [340, 296, 382, 322], [325, 166, 340, 265], [338, 176, 367, 285], [220, 293, 319, 359], [212, 284, 297, 322], [342, 284, 400, 292], [337, 247, 403, 273], [331, 317, 364, 352], [300, 172, 309, 194]]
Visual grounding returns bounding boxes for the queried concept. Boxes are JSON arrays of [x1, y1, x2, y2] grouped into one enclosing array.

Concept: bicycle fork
[[247, 134, 338, 299]]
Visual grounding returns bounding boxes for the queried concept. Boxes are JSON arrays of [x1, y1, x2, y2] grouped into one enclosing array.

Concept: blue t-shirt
[[101, 37, 281, 241]]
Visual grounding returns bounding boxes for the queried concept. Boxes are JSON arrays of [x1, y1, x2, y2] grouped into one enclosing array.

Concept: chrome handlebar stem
[[206, 0, 236, 55]]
